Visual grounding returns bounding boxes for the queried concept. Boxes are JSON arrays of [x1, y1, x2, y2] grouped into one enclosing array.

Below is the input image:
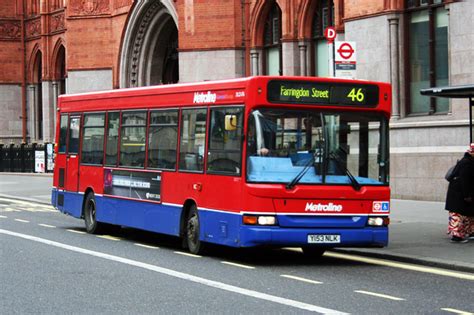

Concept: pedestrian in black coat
[[445, 143, 474, 243]]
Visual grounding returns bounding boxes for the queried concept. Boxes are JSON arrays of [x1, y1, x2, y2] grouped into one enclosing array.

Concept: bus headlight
[[243, 215, 277, 226], [367, 217, 389, 226]]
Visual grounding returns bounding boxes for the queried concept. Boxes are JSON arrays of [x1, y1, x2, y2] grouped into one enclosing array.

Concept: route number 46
[[347, 88, 365, 102]]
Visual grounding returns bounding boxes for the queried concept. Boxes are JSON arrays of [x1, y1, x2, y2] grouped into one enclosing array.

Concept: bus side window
[[179, 108, 207, 172], [58, 115, 68, 153], [120, 111, 147, 168], [148, 110, 178, 170], [105, 112, 120, 166], [81, 113, 105, 165], [207, 107, 243, 174], [68, 117, 80, 154]]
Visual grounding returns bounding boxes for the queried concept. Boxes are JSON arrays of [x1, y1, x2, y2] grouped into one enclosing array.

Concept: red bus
[[52, 76, 391, 256]]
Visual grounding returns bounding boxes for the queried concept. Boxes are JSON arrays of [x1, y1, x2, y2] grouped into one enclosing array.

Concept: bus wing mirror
[[225, 115, 237, 131]]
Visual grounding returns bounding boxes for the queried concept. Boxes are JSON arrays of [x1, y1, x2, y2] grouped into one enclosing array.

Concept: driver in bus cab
[[247, 123, 269, 156]]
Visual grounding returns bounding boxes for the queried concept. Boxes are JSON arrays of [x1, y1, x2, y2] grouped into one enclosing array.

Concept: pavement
[[0, 173, 473, 273]]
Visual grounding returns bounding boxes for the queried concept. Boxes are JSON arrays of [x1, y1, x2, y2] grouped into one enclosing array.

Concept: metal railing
[[0, 143, 54, 173]]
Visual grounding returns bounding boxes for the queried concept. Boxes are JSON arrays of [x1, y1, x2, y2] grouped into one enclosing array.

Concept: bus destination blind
[[267, 80, 379, 106]]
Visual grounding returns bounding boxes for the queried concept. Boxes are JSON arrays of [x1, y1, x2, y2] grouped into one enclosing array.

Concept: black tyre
[[185, 204, 206, 254], [84, 192, 105, 234], [301, 247, 326, 258]]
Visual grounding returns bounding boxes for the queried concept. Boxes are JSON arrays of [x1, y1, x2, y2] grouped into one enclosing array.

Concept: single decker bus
[[52, 76, 391, 256]]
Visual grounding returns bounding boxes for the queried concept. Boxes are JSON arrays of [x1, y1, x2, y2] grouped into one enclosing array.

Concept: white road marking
[[281, 275, 323, 284], [0, 215, 7, 218], [0, 229, 349, 314], [323, 251, 474, 281], [134, 243, 160, 249], [441, 308, 474, 315], [14, 219, 29, 223], [174, 251, 202, 258], [96, 235, 122, 241], [0, 197, 42, 207], [221, 261, 255, 269], [38, 224, 56, 228], [4, 208, 19, 212], [0, 197, 55, 212], [355, 290, 405, 301], [66, 229, 86, 235]]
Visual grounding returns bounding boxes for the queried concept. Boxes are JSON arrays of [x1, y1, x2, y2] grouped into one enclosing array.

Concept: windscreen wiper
[[287, 113, 325, 190], [329, 151, 361, 191], [285, 151, 318, 190]]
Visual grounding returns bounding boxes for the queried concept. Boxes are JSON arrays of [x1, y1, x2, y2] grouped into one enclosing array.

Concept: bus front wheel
[[186, 204, 206, 254], [84, 192, 105, 234]]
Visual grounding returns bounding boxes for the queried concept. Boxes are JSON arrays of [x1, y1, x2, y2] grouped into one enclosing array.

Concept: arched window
[[120, 2, 179, 87], [55, 45, 66, 95], [311, 0, 334, 77], [263, 3, 282, 75]]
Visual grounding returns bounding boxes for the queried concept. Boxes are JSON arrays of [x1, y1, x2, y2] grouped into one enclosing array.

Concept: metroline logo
[[305, 202, 343, 212], [193, 91, 217, 104]]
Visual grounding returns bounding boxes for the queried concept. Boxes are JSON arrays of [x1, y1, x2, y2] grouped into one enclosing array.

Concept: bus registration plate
[[307, 234, 340, 244]]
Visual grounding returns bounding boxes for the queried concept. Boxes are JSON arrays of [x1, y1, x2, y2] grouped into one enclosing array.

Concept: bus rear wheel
[[84, 192, 105, 234], [301, 247, 326, 259], [186, 204, 206, 254]]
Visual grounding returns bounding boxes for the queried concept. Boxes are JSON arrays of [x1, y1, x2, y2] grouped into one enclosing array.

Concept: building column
[[52, 81, 58, 113], [282, 41, 300, 76], [250, 49, 260, 76], [389, 17, 401, 120], [299, 42, 308, 76], [27, 85, 37, 142], [42, 81, 55, 143], [52, 81, 59, 140]]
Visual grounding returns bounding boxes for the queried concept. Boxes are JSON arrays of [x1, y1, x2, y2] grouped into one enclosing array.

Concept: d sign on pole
[[324, 27, 336, 77]]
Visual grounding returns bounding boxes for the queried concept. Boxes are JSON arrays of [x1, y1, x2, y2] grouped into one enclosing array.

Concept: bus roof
[[58, 76, 391, 114]]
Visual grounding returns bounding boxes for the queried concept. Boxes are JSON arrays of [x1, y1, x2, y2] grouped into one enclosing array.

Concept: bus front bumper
[[238, 226, 388, 248]]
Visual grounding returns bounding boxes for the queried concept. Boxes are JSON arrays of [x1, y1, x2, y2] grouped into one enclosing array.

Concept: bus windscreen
[[267, 80, 379, 107]]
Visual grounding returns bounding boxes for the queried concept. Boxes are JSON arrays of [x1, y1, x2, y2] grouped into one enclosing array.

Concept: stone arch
[[119, 0, 179, 88], [297, 0, 318, 39], [27, 46, 43, 141], [28, 44, 42, 83], [51, 38, 66, 95], [249, 0, 284, 48]]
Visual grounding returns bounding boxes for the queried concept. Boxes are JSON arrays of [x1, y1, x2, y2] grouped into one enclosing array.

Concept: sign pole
[[328, 42, 335, 77], [324, 27, 337, 77]]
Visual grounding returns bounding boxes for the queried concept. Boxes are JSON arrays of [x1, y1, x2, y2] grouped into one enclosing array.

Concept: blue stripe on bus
[[52, 189, 387, 248]]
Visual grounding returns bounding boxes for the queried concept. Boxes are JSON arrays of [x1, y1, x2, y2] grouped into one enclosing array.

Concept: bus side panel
[[59, 191, 84, 218], [199, 210, 242, 247], [95, 196, 182, 237], [79, 166, 105, 195]]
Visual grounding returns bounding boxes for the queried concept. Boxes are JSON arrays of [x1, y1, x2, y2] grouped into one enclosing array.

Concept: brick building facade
[[1, 0, 473, 201]]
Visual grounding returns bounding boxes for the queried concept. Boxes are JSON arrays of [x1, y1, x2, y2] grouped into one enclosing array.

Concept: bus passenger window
[[68, 117, 80, 154], [148, 110, 178, 170], [207, 107, 243, 174], [120, 111, 147, 168], [179, 108, 207, 172], [81, 113, 105, 165], [58, 115, 68, 153], [105, 112, 119, 166]]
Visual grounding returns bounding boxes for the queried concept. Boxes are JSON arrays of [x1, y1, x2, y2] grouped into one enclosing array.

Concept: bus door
[[65, 115, 81, 192]]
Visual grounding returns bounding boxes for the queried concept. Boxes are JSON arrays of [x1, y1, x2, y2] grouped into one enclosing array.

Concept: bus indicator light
[[243, 215, 258, 225], [243, 215, 277, 226]]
